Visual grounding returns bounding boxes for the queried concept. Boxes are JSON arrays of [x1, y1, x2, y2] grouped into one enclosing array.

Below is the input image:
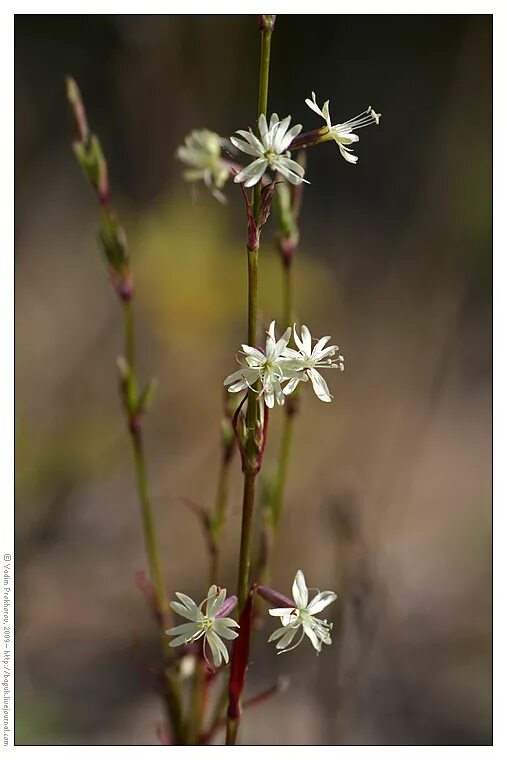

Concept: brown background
[[15, 14, 491, 744]]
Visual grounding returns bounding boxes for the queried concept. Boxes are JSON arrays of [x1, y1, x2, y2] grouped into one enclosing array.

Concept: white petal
[[308, 368, 332, 402], [279, 123, 303, 152], [282, 377, 300, 395], [338, 143, 358, 164], [273, 379, 285, 406], [269, 113, 279, 130], [274, 326, 292, 358], [281, 347, 301, 360], [272, 115, 291, 153], [268, 626, 288, 642], [223, 368, 247, 386], [306, 591, 337, 615], [292, 570, 309, 608], [269, 607, 295, 617], [205, 630, 223, 666], [170, 628, 205, 648], [274, 157, 309, 186], [167, 622, 199, 637], [299, 326, 312, 355], [213, 620, 239, 640], [276, 626, 299, 650], [175, 592, 198, 610], [241, 345, 265, 363], [292, 324, 306, 354], [227, 379, 248, 393], [234, 130, 265, 153], [171, 599, 201, 622], [265, 335, 276, 360], [321, 100, 331, 127], [314, 346, 338, 362], [264, 381, 275, 408], [302, 622, 322, 652], [333, 130, 359, 144], [234, 158, 268, 187], [312, 336, 331, 358], [206, 586, 226, 618], [305, 94, 324, 119], [207, 630, 229, 666], [258, 114, 269, 139], [230, 135, 262, 158]]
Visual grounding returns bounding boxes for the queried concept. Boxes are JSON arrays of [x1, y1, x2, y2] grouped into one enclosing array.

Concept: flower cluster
[[223, 321, 344, 407], [176, 92, 382, 197], [168, 572, 337, 661]]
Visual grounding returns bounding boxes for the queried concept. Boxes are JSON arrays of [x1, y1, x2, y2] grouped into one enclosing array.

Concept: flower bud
[[257, 181, 276, 229], [99, 210, 128, 275], [137, 378, 158, 414], [66, 76, 89, 144], [256, 585, 293, 608], [216, 595, 238, 619], [258, 15, 276, 31]]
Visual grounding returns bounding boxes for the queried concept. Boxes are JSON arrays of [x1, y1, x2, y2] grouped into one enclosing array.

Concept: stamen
[[333, 105, 381, 133], [368, 106, 382, 125]]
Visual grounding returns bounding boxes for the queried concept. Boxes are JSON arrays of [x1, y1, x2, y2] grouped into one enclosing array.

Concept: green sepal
[[137, 378, 158, 414], [99, 210, 128, 273]]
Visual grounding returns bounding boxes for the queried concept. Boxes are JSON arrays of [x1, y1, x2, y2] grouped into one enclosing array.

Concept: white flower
[[176, 129, 230, 202], [305, 91, 381, 164], [167, 585, 239, 667], [268, 570, 337, 654], [231, 113, 308, 187], [224, 321, 304, 408], [281, 324, 344, 403]]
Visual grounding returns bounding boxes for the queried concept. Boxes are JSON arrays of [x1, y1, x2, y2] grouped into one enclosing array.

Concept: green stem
[[226, 19, 273, 746], [123, 300, 185, 742], [123, 302, 167, 615], [131, 433, 168, 616], [236, 471, 257, 610], [123, 299, 137, 410], [187, 662, 205, 745], [226, 717, 239, 746]]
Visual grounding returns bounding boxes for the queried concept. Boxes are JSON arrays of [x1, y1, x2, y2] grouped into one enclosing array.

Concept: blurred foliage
[[15, 14, 491, 746], [16, 694, 71, 745]]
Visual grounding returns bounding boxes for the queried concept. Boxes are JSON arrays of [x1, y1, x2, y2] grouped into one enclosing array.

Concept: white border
[[5, 3, 500, 755]]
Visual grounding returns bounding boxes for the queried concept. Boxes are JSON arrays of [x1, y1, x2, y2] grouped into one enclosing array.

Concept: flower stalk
[[66, 77, 184, 742], [226, 17, 275, 746], [208, 390, 236, 585]]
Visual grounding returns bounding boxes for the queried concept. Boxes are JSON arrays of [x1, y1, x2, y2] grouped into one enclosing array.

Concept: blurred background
[[15, 15, 492, 745]]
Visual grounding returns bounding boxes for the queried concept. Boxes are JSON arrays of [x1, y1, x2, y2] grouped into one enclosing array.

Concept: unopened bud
[[137, 378, 158, 414], [116, 355, 131, 383], [256, 585, 293, 608], [99, 210, 128, 274], [258, 181, 276, 229], [66, 76, 89, 143], [259, 15, 276, 32], [216, 595, 238, 618]]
